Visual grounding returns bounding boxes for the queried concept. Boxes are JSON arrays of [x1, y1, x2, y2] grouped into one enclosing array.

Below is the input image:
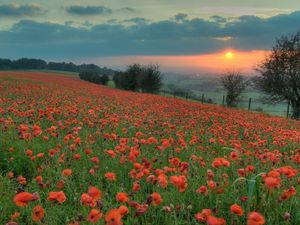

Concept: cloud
[[66, 5, 112, 15], [1, 11, 300, 59], [118, 7, 137, 13], [122, 17, 149, 25], [0, 3, 46, 17], [174, 13, 188, 21]]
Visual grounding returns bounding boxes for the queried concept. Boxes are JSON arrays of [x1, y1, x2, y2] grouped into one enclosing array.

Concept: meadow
[[0, 71, 299, 225], [162, 75, 289, 117]]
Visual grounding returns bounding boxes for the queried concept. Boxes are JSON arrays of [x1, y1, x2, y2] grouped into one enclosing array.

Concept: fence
[[159, 90, 291, 118]]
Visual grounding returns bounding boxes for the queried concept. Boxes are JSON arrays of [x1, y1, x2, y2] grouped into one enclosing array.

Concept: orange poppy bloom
[[230, 204, 243, 216], [105, 172, 117, 181], [35, 175, 43, 183], [118, 205, 129, 216], [264, 176, 281, 189], [105, 209, 123, 225], [56, 180, 65, 189], [247, 212, 265, 225], [116, 192, 129, 203], [11, 211, 21, 221], [207, 215, 227, 225], [170, 175, 188, 192], [80, 193, 96, 207], [87, 209, 102, 223], [151, 192, 163, 206], [132, 182, 140, 192], [32, 205, 45, 221], [195, 209, 212, 222], [62, 169, 72, 176], [47, 191, 66, 203], [14, 192, 33, 206], [88, 186, 102, 201], [17, 175, 27, 186]]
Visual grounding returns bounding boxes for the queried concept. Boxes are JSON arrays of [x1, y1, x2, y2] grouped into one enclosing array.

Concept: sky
[[1, 0, 300, 74]]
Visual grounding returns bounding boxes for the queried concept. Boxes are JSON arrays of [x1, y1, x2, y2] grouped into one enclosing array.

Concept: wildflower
[[116, 192, 129, 203], [87, 209, 102, 223], [151, 192, 163, 206], [195, 209, 211, 222], [247, 212, 265, 225], [62, 169, 72, 176], [170, 175, 187, 192], [32, 205, 45, 221], [47, 191, 66, 203], [196, 185, 208, 195], [230, 204, 243, 216], [105, 209, 123, 225], [118, 205, 129, 216], [207, 215, 227, 225], [14, 192, 33, 206], [88, 187, 102, 201], [105, 172, 117, 181], [81, 193, 96, 207], [280, 186, 296, 201]]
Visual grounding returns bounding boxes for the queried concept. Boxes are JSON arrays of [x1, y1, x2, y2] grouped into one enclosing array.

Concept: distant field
[[163, 75, 289, 117]]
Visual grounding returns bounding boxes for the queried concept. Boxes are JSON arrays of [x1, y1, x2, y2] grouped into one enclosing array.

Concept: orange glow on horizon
[[93, 50, 270, 74], [225, 51, 234, 59]]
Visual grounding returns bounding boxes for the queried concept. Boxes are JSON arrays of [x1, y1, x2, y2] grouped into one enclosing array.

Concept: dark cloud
[[122, 17, 149, 25], [0, 4, 46, 17], [66, 5, 112, 15], [210, 16, 227, 23], [118, 7, 137, 13], [174, 13, 188, 21], [1, 11, 300, 59]]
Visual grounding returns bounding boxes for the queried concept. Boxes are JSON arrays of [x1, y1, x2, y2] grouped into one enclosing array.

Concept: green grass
[[0, 74, 299, 225]]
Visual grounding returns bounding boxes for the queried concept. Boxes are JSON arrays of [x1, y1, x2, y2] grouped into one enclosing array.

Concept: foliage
[[113, 64, 162, 93], [79, 70, 109, 85], [140, 64, 162, 93], [0, 57, 116, 75], [221, 71, 246, 107], [255, 31, 300, 119]]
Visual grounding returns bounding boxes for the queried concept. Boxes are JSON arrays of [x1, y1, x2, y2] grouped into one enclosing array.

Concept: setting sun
[[225, 51, 234, 59]]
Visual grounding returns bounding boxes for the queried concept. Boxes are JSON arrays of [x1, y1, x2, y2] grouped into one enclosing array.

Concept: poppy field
[[0, 71, 300, 225]]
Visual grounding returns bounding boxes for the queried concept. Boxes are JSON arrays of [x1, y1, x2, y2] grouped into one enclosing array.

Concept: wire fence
[[159, 90, 291, 118]]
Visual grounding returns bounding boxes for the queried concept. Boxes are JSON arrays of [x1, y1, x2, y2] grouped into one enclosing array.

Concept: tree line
[[79, 70, 109, 85], [0, 57, 115, 75], [113, 64, 162, 93]]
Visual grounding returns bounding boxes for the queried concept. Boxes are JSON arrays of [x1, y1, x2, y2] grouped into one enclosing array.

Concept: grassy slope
[[0, 71, 299, 225]]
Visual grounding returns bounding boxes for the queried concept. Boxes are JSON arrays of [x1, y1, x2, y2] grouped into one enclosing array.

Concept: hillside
[[0, 71, 300, 225]]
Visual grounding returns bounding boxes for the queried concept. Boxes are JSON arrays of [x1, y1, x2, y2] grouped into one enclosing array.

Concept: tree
[[79, 70, 110, 85], [221, 71, 246, 107], [113, 72, 123, 89], [99, 74, 109, 85], [122, 64, 143, 91], [112, 63, 162, 92], [0, 58, 12, 70], [140, 64, 162, 93], [255, 31, 300, 119]]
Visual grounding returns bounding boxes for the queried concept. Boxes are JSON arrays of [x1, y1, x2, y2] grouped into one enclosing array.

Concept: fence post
[[222, 95, 225, 105], [248, 98, 252, 110], [286, 101, 290, 118], [201, 94, 204, 104]]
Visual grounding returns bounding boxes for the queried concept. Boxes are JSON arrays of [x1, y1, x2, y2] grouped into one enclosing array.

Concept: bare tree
[[255, 31, 300, 119], [221, 71, 246, 107]]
